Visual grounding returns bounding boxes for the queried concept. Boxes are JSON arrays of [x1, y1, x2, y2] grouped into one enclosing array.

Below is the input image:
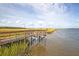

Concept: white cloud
[[27, 3, 70, 28], [16, 20, 21, 23], [0, 3, 75, 28]]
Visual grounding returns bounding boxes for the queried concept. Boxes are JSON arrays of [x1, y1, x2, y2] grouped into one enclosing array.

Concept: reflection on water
[[29, 38, 48, 56], [30, 44, 48, 56], [30, 29, 79, 56]]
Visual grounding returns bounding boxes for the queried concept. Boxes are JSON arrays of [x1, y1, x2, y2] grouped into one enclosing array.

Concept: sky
[[0, 3, 79, 28]]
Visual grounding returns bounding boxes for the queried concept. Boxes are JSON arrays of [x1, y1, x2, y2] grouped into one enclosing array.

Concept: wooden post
[[30, 35, 32, 46]]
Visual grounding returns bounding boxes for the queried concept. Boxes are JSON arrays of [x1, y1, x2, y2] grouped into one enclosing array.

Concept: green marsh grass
[[0, 39, 29, 56]]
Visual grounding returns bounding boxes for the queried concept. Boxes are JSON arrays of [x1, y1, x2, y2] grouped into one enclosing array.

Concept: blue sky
[[0, 3, 79, 28]]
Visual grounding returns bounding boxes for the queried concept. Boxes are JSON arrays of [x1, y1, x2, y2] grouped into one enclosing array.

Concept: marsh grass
[[0, 39, 29, 56]]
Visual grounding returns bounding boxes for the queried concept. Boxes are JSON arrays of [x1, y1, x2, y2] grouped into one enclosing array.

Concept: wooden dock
[[0, 30, 47, 46]]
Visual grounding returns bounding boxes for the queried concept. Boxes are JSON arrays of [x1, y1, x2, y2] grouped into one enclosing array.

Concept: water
[[30, 29, 79, 56]]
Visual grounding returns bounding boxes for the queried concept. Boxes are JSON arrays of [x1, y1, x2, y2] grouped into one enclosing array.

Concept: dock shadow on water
[[30, 44, 48, 56], [29, 38, 48, 56]]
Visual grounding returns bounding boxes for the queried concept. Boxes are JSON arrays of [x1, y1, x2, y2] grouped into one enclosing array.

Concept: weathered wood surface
[[0, 30, 47, 46]]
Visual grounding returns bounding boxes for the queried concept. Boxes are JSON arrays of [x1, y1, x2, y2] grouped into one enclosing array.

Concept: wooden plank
[[0, 36, 26, 45]]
